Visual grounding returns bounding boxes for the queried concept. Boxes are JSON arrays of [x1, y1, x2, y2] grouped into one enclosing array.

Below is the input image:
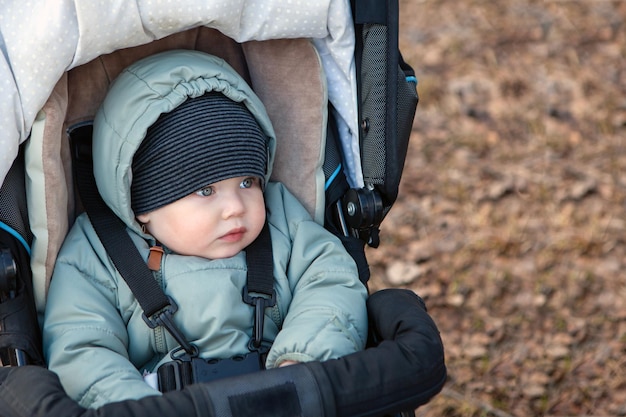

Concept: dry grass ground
[[366, 1, 626, 415]]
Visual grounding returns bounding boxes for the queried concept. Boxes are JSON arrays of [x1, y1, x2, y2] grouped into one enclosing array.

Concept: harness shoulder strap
[[70, 124, 197, 356], [70, 124, 169, 317], [243, 221, 274, 349]]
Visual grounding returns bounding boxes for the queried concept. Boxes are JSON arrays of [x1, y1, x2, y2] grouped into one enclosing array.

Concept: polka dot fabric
[[0, 0, 362, 187]]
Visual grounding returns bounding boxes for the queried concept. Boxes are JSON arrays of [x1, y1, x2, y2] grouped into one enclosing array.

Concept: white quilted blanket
[[0, 0, 362, 187]]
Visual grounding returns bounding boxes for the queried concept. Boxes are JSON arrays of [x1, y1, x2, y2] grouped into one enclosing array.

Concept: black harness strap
[[243, 221, 275, 349], [71, 125, 169, 318], [70, 124, 196, 356], [244, 221, 274, 297]]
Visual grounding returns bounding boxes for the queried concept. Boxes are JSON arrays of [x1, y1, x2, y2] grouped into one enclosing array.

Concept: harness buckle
[[242, 286, 276, 349], [142, 296, 198, 358]]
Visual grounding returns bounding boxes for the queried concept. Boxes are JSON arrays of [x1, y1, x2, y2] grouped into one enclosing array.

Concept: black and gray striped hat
[[131, 92, 268, 215]]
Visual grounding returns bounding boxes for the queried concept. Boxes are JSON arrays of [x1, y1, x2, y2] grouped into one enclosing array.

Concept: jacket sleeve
[[42, 217, 161, 408], [264, 184, 368, 368]]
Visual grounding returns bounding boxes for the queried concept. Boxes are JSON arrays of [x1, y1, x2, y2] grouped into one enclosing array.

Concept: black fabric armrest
[[0, 289, 445, 417]]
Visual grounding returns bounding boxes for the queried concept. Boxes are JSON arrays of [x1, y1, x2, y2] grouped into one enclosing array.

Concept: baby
[[43, 50, 368, 408]]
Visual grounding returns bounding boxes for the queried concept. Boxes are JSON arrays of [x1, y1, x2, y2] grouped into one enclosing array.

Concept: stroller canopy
[[0, 0, 363, 189]]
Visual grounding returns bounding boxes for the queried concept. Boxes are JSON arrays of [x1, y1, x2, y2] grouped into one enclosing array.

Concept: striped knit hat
[[131, 92, 268, 215]]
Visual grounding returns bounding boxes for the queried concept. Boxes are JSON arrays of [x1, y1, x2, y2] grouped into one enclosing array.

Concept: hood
[[92, 50, 277, 232]]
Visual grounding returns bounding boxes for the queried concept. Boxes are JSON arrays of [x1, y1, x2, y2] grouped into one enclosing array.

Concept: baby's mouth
[[220, 227, 246, 242]]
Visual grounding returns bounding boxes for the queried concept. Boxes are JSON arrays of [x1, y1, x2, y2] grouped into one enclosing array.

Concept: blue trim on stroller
[[406, 75, 417, 84], [325, 164, 342, 191], [0, 222, 30, 255]]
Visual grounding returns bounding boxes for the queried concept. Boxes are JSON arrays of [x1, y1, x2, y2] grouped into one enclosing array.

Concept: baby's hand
[[278, 360, 300, 367]]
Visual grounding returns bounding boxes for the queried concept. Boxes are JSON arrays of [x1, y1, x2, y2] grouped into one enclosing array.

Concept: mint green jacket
[[43, 50, 367, 408]]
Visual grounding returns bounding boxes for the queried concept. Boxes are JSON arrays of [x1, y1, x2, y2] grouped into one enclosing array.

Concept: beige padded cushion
[[28, 27, 327, 311]]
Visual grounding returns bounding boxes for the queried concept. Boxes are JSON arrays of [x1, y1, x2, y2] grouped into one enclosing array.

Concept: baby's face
[[137, 176, 266, 259]]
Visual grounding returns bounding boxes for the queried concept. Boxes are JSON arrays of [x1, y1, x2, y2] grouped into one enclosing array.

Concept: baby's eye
[[240, 177, 258, 189], [195, 186, 215, 197]]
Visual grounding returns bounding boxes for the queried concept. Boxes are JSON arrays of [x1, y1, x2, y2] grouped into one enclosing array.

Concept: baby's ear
[[136, 213, 150, 224]]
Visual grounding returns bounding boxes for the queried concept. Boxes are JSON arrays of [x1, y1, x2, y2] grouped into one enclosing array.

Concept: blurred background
[[367, 1, 626, 415]]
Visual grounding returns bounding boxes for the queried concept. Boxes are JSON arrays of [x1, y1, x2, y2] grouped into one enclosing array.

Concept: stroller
[[0, 1, 446, 416]]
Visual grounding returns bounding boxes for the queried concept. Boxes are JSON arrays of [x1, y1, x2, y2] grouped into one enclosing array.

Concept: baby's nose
[[222, 193, 246, 218]]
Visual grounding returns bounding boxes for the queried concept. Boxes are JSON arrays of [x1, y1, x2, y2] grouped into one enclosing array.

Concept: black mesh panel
[[360, 23, 389, 185], [0, 149, 31, 244]]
